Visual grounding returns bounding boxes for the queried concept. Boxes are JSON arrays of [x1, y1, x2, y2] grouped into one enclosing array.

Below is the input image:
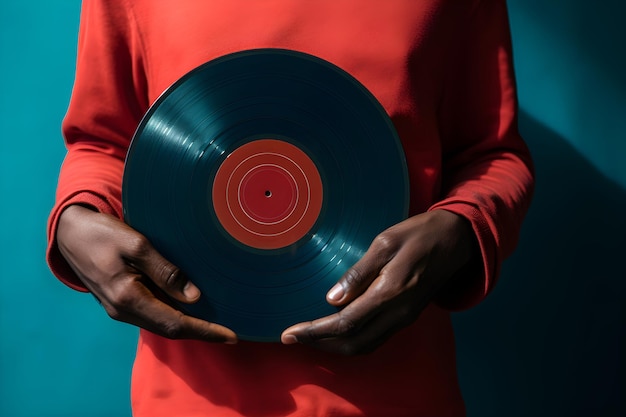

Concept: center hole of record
[[239, 165, 297, 224]]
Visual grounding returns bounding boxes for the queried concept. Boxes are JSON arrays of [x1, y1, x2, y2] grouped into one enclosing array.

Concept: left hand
[[281, 209, 478, 355]]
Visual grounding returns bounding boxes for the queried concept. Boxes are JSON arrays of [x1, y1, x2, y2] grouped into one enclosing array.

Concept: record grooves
[[122, 49, 409, 341]]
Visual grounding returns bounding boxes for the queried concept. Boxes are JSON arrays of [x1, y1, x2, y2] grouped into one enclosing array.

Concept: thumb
[[328, 232, 400, 306], [327, 250, 383, 306]]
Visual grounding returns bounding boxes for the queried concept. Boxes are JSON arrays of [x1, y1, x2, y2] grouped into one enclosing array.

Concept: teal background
[[0, 1, 623, 416]]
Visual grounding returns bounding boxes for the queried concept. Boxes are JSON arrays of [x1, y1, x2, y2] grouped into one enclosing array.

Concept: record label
[[212, 139, 323, 250]]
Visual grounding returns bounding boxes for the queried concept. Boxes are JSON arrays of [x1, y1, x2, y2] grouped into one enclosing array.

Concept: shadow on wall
[[453, 111, 626, 417]]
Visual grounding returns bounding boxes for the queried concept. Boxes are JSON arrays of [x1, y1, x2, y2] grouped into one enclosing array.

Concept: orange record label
[[212, 139, 323, 249]]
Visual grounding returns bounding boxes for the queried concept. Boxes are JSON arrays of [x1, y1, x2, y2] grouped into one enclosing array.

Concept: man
[[48, 1, 534, 415]]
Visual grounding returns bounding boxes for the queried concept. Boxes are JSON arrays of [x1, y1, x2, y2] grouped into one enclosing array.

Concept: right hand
[[57, 205, 238, 344]]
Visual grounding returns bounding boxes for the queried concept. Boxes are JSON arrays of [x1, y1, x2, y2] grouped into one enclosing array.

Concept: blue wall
[[0, 2, 137, 417], [455, 2, 625, 416], [0, 1, 623, 416]]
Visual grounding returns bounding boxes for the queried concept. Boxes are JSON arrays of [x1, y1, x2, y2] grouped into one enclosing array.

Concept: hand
[[57, 205, 237, 343], [281, 210, 477, 355]]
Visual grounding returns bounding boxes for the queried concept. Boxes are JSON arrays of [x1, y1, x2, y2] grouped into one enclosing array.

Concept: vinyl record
[[122, 49, 409, 341]]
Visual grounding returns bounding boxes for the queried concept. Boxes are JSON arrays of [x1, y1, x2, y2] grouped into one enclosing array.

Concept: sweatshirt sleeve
[[47, 0, 148, 291], [429, 0, 535, 310]]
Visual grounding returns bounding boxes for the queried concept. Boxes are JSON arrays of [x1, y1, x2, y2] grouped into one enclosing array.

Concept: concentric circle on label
[[212, 139, 323, 249]]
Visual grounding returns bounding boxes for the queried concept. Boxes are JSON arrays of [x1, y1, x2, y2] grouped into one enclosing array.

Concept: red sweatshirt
[[48, 1, 534, 416]]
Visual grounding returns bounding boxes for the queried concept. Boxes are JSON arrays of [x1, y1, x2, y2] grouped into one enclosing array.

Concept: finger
[[325, 288, 429, 355], [330, 301, 423, 355], [284, 248, 427, 346], [107, 276, 237, 344], [122, 235, 200, 304], [327, 235, 395, 306], [283, 288, 428, 355], [282, 281, 385, 344]]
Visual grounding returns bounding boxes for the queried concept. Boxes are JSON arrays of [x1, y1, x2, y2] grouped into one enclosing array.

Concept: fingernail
[[327, 284, 344, 301], [282, 334, 298, 345], [183, 282, 200, 299]]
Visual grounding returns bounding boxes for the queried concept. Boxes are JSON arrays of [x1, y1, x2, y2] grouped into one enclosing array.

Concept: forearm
[[48, 0, 146, 290], [429, 139, 534, 309], [428, 0, 535, 309]]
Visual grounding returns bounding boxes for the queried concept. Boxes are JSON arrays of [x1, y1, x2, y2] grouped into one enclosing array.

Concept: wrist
[[431, 209, 479, 267]]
